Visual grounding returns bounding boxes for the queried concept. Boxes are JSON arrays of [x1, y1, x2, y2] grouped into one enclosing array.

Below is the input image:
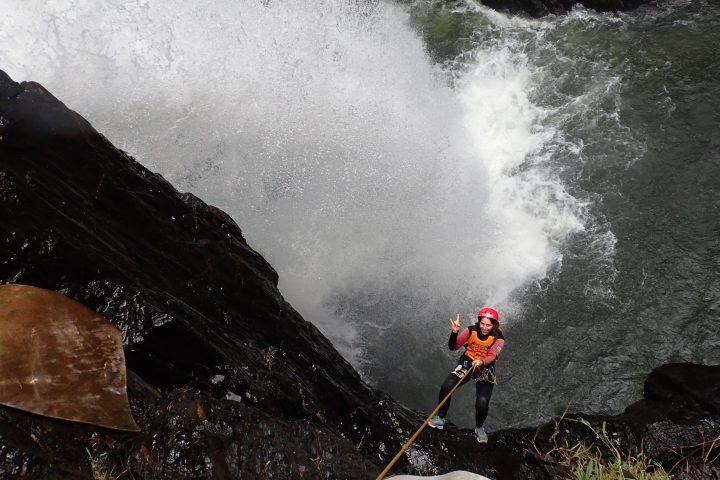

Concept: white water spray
[[1, 0, 585, 364]]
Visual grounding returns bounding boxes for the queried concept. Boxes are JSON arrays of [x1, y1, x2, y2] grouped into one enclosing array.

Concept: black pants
[[437, 372, 494, 428]]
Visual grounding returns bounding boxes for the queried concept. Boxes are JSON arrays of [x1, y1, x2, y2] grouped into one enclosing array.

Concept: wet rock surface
[[0, 70, 718, 479]]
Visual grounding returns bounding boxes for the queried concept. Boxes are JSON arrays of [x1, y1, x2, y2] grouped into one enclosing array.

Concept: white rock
[[389, 472, 491, 480]]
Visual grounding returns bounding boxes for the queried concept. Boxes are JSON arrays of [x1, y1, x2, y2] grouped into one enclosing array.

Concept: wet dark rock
[[0, 69, 718, 479], [643, 363, 720, 415]]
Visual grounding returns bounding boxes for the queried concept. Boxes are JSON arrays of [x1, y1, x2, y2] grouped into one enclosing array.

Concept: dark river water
[[492, 0, 720, 428], [2, 0, 718, 429]]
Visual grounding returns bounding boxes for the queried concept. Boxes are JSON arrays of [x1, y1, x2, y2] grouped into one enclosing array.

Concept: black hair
[[478, 316, 501, 336]]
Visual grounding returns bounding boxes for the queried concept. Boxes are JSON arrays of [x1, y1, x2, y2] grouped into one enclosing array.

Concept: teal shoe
[[428, 415, 446, 429], [475, 426, 488, 443]]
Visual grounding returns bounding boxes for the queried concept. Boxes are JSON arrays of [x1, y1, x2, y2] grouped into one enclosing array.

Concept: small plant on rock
[[262, 345, 277, 366], [309, 455, 325, 471], [85, 447, 126, 480], [538, 417, 670, 480]]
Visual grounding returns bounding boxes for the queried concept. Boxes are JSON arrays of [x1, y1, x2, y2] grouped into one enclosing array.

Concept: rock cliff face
[[0, 69, 401, 479], [0, 70, 718, 479]]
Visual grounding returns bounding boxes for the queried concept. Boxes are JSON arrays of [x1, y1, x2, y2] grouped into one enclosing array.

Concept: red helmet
[[477, 307, 499, 324]]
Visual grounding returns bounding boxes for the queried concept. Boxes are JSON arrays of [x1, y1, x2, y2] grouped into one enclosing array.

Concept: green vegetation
[[309, 455, 325, 471], [262, 345, 277, 366], [85, 447, 126, 480], [340, 431, 364, 451], [541, 418, 669, 480]]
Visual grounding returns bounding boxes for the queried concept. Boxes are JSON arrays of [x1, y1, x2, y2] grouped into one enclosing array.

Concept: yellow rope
[[475, 368, 497, 384], [374, 364, 478, 480]]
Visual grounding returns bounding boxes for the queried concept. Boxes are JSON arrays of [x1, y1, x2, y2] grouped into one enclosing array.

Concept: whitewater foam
[[1, 0, 587, 364]]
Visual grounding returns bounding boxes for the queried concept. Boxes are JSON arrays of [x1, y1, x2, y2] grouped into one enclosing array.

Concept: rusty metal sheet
[[0, 284, 139, 431]]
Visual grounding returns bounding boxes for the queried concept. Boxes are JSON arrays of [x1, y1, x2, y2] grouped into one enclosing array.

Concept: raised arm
[[447, 314, 468, 350], [450, 328, 470, 350]]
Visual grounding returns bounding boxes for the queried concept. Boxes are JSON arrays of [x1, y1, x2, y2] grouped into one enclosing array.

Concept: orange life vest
[[464, 328, 496, 362]]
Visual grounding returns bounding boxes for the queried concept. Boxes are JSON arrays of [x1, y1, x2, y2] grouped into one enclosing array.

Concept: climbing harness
[[474, 364, 497, 384], [374, 364, 478, 480], [454, 363, 497, 384]]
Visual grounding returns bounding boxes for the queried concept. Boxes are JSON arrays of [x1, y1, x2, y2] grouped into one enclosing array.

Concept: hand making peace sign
[[448, 313, 461, 333]]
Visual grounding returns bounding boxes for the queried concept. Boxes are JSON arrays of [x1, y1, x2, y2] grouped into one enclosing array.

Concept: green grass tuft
[[537, 416, 669, 480]]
